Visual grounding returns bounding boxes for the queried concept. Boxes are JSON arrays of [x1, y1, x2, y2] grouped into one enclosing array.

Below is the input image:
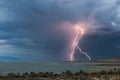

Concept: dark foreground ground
[[0, 68, 120, 80]]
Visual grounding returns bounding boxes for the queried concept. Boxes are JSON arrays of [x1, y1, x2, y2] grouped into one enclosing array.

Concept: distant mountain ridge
[[91, 56, 120, 63]]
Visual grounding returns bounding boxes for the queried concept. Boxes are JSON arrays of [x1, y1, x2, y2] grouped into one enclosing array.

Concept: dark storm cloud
[[0, 0, 120, 61], [79, 31, 120, 60]]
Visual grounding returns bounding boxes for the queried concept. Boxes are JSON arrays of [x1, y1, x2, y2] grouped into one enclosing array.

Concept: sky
[[0, 0, 120, 61]]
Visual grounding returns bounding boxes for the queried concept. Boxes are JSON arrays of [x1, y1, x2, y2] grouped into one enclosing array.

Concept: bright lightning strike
[[70, 24, 91, 61]]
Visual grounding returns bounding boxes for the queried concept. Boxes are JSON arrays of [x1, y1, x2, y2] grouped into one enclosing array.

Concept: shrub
[[108, 70, 113, 74], [100, 70, 107, 75]]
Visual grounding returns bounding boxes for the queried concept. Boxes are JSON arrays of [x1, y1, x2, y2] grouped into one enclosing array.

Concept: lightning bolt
[[70, 24, 91, 61]]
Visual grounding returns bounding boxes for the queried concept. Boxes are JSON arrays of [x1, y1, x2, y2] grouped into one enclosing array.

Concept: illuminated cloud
[[0, 39, 7, 43]]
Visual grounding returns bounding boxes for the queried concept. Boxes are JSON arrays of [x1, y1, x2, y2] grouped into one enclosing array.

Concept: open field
[[0, 68, 120, 80], [0, 58, 120, 80]]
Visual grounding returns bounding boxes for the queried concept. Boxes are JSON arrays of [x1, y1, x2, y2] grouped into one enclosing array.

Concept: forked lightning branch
[[70, 24, 91, 61]]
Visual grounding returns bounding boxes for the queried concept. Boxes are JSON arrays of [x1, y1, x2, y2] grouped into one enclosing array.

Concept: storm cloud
[[0, 0, 120, 61]]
